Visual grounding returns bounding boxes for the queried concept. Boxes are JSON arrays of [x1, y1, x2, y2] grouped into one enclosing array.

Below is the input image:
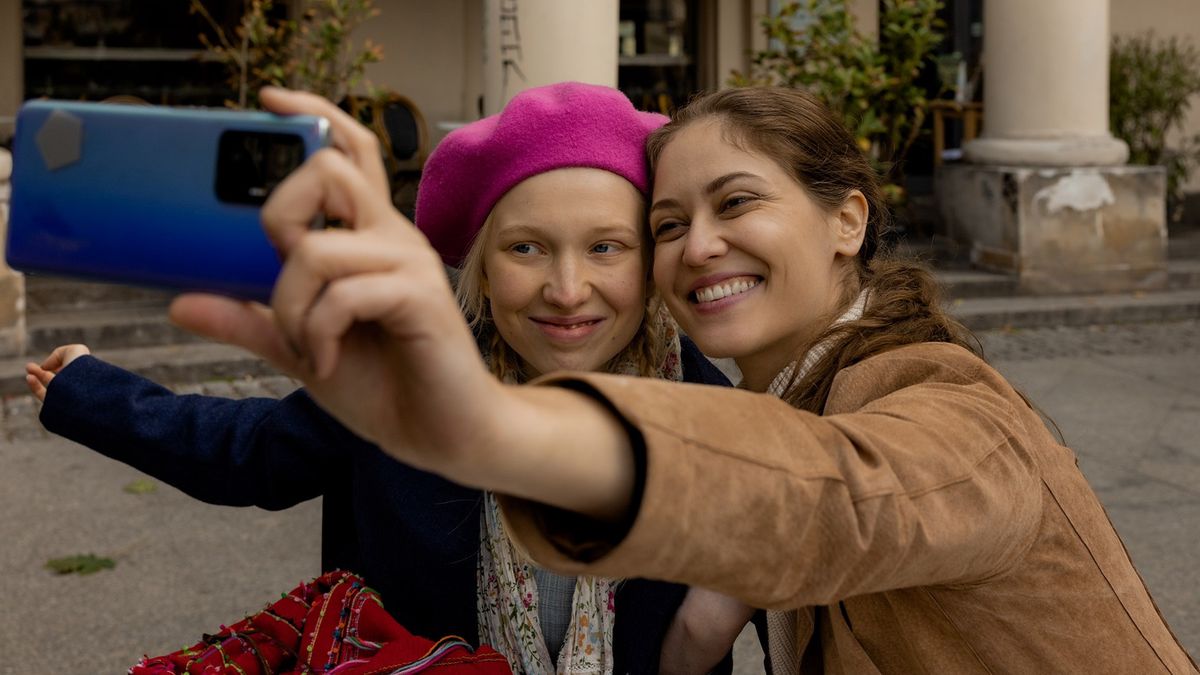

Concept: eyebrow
[[493, 223, 639, 239], [650, 171, 761, 213]]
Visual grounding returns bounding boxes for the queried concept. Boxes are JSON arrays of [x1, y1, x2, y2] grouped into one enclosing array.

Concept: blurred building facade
[[1, 0, 1199, 353]]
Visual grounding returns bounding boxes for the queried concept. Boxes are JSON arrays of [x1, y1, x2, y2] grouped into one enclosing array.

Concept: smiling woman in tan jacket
[[172, 86, 1198, 674]]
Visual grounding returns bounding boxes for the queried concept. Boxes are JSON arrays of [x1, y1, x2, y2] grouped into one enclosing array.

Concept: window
[[617, 0, 699, 114]]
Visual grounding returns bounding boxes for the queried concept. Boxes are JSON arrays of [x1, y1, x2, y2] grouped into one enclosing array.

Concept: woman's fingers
[[268, 227, 423, 365], [298, 270, 417, 379], [24, 364, 51, 401], [254, 87, 437, 370], [168, 294, 302, 377], [41, 343, 88, 371], [258, 87, 390, 197], [261, 148, 392, 255], [57, 344, 90, 368], [24, 344, 89, 400], [25, 373, 47, 401]]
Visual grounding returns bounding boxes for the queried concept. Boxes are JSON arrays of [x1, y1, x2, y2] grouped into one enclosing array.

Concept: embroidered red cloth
[[130, 571, 512, 674]]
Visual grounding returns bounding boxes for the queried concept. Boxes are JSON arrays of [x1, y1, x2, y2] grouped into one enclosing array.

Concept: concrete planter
[[936, 163, 1168, 295], [0, 148, 25, 357]]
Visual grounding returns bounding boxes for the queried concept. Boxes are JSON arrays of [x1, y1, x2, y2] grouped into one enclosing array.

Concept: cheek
[[652, 248, 675, 290], [599, 269, 647, 324], [484, 271, 539, 319]]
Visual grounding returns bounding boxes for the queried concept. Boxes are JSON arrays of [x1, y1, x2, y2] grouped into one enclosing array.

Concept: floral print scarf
[[477, 305, 684, 674]]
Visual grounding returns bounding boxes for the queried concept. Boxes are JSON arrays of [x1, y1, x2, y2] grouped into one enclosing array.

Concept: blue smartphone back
[[6, 100, 329, 303]]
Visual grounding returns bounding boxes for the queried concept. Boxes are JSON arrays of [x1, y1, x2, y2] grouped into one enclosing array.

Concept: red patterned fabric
[[130, 571, 512, 674]]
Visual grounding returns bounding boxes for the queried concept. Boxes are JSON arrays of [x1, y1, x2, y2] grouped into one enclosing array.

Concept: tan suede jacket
[[502, 343, 1197, 673]]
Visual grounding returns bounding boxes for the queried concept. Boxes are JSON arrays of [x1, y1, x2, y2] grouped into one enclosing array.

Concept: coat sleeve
[[499, 344, 1046, 610], [39, 355, 361, 510]]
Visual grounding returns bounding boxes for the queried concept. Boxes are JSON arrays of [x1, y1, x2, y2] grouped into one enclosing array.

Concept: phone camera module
[[215, 130, 305, 206]]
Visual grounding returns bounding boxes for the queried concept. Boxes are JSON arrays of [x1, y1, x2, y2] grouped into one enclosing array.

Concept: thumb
[[169, 294, 300, 376]]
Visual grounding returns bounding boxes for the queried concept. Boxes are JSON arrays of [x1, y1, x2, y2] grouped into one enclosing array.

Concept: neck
[[734, 334, 811, 393], [737, 286, 870, 394]]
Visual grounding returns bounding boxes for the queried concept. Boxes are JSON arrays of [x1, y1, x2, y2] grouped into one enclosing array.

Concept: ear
[[481, 270, 491, 299], [832, 189, 868, 257]]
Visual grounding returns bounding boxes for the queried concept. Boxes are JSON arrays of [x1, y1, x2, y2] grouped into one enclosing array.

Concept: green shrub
[[1110, 32, 1200, 224], [732, 0, 945, 195], [191, 0, 383, 109]]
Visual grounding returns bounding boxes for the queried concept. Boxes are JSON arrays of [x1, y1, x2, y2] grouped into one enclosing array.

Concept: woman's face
[[482, 167, 648, 378], [649, 120, 865, 390]]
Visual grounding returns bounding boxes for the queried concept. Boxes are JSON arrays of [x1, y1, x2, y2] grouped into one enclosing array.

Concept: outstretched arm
[[29, 344, 359, 509]]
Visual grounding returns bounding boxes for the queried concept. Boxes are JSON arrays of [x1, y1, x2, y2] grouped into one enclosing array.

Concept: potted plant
[[1110, 32, 1200, 225]]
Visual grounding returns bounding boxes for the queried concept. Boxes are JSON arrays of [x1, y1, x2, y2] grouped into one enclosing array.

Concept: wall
[[355, 0, 473, 138], [355, 0, 881, 129], [0, 0, 22, 356], [0, 0, 21, 140], [0, 149, 24, 357], [481, 0, 618, 115], [1111, 0, 1200, 193]]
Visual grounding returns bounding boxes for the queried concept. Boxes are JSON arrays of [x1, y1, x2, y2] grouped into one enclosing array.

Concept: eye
[[652, 220, 686, 242], [509, 242, 543, 256], [590, 241, 625, 255], [720, 195, 755, 213]]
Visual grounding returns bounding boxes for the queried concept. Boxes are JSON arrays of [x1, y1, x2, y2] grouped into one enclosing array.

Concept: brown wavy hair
[[646, 87, 982, 413]]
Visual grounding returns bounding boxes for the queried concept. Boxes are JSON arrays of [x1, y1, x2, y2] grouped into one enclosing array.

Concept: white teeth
[[694, 278, 759, 303]]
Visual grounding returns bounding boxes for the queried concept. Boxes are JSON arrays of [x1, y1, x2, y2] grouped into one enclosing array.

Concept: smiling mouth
[[690, 277, 762, 304], [532, 318, 603, 330]]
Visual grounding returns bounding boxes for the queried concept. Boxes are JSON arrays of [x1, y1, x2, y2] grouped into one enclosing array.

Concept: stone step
[[26, 305, 200, 354], [1168, 227, 1200, 260], [949, 287, 1200, 331], [936, 258, 1200, 300], [24, 275, 174, 314], [1168, 259, 1200, 290], [0, 341, 277, 397], [937, 269, 1018, 299]]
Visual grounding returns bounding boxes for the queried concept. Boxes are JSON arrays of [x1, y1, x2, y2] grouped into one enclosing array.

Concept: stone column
[[964, 0, 1126, 165], [0, 0, 21, 137], [0, 149, 26, 358], [482, 0, 619, 115], [0, 0, 26, 356], [938, 0, 1167, 295]]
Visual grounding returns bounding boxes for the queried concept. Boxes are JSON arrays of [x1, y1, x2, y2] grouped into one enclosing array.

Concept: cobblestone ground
[[977, 318, 1200, 361], [2, 321, 1198, 674], [4, 320, 1198, 442]]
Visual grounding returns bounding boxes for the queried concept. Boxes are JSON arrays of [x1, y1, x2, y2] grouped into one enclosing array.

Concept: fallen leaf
[[45, 554, 116, 575], [123, 478, 157, 495]]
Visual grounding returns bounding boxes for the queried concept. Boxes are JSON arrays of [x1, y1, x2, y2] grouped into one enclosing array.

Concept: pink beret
[[415, 82, 669, 265]]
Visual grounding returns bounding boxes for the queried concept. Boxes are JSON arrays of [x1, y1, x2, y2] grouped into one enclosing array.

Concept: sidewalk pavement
[[1, 320, 1198, 674]]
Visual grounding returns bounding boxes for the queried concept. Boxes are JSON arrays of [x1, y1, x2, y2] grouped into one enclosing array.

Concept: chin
[[686, 329, 758, 361], [541, 357, 604, 374]]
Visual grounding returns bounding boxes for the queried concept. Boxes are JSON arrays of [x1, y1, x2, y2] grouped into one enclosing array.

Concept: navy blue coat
[[40, 336, 732, 674]]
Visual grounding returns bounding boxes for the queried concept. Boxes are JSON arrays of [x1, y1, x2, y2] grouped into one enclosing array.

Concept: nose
[[680, 216, 728, 268], [543, 255, 592, 309]]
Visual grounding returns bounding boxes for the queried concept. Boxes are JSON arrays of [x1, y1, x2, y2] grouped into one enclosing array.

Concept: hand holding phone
[[170, 88, 494, 482], [6, 100, 329, 302]]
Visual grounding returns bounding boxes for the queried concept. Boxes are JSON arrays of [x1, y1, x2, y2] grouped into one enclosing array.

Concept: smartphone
[[6, 100, 330, 303]]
